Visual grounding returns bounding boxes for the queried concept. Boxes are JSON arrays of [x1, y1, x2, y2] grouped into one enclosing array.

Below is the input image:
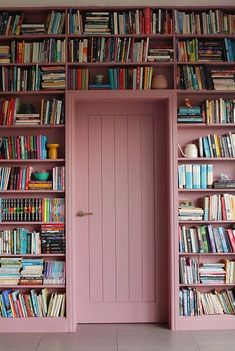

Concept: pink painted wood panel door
[[75, 102, 167, 323]]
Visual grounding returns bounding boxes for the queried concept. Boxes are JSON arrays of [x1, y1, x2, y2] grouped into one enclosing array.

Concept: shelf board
[[0, 91, 65, 96], [0, 254, 65, 257], [178, 189, 235, 192], [177, 61, 234, 66], [68, 33, 174, 38], [0, 222, 64, 225], [0, 34, 66, 40], [0, 159, 65, 163], [179, 220, 235, 224], [0, 63, 66, 67], [0, 190, 65, 194], [178, 157, 235, 162], [175, 34, 235, 39], [68, 61, 173, 67], [177, 90, 235, 95], [179, 252, 235, 256], [0, 125, 65, 129], [180, 283, 235, 287], [178, 123, 235, 128], [178, 315, 235, 330], [0, 285, 65, 288], [0, 317, 68, 333]]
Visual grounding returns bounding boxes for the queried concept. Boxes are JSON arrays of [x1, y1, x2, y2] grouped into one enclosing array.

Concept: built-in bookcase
[[0, 5, 234, 332]]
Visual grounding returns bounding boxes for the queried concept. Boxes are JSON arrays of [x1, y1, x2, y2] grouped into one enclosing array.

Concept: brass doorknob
[[77, 211, 93, 217]]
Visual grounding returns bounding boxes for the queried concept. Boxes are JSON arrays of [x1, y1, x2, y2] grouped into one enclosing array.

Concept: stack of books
[[41, 66, 66, 90], [0, 257, 22, 285], [28, 181, 53, 190], [214, 180, 235, 189], [199, 262, 226, 284], [20, 258, 44, 285], [41, 224, 65, 254], [211, 69, 235, 90], [177, 105, 203, 123], [84, 12, 110, 34], [20, 24, 45, 35], [15, 113, 41, 126], [178, 204, 204, 220], [43, 261, 65, 285], [147, 48, 174, 62], [0, 45, 10, 63], [198, 40, 225, 61]]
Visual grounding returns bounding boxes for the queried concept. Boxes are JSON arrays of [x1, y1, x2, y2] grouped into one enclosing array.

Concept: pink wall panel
[[128, 116, 143, 302], [88, 116, 103, 302], [101, 116, 116, 302], [115, 117, 130, 303], [141, 116, 156, 302]]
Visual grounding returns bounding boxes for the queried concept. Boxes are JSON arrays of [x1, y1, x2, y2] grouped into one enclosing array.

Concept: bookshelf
[[0, 5, 234, 332]]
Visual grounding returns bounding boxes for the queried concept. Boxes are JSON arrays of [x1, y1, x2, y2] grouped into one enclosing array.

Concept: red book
[[77, 69, 82, 90], [144, 8, 151, 34], [221, 195, 227, 220], [227, 229, 235, 252]]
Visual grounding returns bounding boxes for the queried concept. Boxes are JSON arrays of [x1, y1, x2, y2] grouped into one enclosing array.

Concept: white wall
[[1, 0, 235, 6]]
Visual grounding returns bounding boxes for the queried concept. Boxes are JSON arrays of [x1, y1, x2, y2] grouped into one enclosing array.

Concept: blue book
[[200, 164, 207, 189], [0, 294, 7, 317], [218, 227, 229, 253], [2, 290, 12, 318], [185, 164, 193, 189], [20, 229, 28, 254], [202, 136, 211, 158]]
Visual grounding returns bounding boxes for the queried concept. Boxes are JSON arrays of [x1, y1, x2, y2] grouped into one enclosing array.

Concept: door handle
[[77, 211, 93, 217]]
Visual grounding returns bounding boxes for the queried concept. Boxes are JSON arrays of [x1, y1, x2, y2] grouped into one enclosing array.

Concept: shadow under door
[[74, 102, 169, 323]]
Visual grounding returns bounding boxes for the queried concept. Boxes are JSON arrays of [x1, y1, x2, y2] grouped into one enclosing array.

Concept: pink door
[[74, 102, 168, 323]]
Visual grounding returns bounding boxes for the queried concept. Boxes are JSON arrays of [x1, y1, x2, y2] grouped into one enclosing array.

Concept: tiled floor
[[1, 324, 235, 351]]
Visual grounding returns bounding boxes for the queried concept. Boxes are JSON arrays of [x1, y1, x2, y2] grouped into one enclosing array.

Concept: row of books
[[0, 11, 65, 36], [0, 39, 66, 64], [180, 259, 228, 285], [0, 198, 65, 222], [180, 259, 235, 285], [177, 39, 235, 62], [179, 225, 235, 254], [0, 224, 65, 255], [0, 135, 48, 160], [41, 224, 65, 254], [203, 194, 235, 221], [178, 164, 213, 189], [52, 166, 65, 191], [68, 8, 173, 35], [177, 38, 235, 62], [0, 166, 65, 190], [0, 257, 65, 286], [0, 288, 65, 318], [69, 37, 150, 64], [0, 66, 66, 92], [179, 288, 235, 316], [0, 97, 65, 126], [175, 10, 235, 35], [0, 229, 41, 254], [197, 132, 235, 158], [109, 67, 153, 90], [204, 98, 235, 124]]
